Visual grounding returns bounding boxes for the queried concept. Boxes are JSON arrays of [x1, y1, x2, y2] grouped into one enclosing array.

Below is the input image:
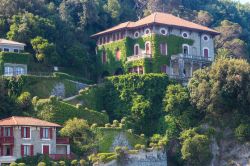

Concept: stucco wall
[[12, 126, 57, 159], [0, 44, 24, 53]]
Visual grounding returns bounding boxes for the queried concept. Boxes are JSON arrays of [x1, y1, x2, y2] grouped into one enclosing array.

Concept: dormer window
[[134, 31, 140, 38], [144, 28, 151, 35], [182, 32, 189, 38]]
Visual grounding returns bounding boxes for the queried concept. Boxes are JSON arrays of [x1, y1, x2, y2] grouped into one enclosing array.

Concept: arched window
[[116, 48, 121, 61], [134, 44, 139, 55], [145, 42, 151, 55], [160, 43, 168, 55], [102, 50, 107, 64], [203, 48, 209, 58], [183, 44, 189, 55]]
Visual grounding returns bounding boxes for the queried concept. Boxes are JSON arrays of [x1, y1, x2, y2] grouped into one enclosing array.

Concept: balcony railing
[[0, 136, 14, 144], [127, 53, 152, 62], [49, 154, 74, 160], [56, 137, 70, 144], [171, 54, 212, 62]]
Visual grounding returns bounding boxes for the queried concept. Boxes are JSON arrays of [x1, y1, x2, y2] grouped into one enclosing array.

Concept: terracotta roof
[[0, 39, 26, 46], [92, 12, 219, 37], [0, 116, 61, 127]]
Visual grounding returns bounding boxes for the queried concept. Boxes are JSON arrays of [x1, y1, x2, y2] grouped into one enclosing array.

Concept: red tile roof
[[92, 12, 219, 37], [0, 116, 61, 127], [0, 39, 26, 46]]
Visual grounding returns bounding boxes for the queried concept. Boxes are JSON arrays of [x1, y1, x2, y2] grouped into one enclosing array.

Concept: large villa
[[92, 12, 219, 80]]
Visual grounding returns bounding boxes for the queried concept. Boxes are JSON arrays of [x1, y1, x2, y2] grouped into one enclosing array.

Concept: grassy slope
[[21, 75, 83, 98]]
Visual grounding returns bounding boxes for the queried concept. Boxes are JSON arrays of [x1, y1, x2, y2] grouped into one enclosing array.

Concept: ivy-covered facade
[[92, 12, 219, 80], [0, 39, 28, 76]]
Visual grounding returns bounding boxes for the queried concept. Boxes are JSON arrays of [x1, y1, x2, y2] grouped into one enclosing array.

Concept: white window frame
[[22, 144, 32, 157], [160, 28, 168, 35], [182, 44, 190, 55], [4, 66, 14, 76], [144, 28, 151, 35], [23, 127, 31, 139], [182, 32, 189, 38], [13, 49, 19, 53], [42, 128, 49, 140], [134, 31, 140, 38], [15, 67, 25, 75], [202, 35, 210, 41], [3, 48, 10, 52], [41, 144, 51, 154], [160, 43, 168, 55], [134, 44, 140, 55], [203, 47, 209, 57]]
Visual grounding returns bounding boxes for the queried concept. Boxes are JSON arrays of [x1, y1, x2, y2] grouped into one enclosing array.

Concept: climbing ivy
[[97, 34, 194, 75], [0, 52, 31, 75]]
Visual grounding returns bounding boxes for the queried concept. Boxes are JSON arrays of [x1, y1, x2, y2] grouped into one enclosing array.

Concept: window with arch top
[[145, 42, 151, 55], [134, 44, 139, 55]]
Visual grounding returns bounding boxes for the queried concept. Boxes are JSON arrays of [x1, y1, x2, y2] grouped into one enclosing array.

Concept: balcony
[[0, 136, 14, 144], [171, 54, 212, 62], [56, 137, 70, 144], [49, 154, 74, 160], [127, 53, 152, 62]]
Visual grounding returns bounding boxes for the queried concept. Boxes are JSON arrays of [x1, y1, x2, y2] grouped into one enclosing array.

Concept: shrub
[[58, 161, 66, 166], [235, 124, 250, 141], [105, 123, 111, 128], [18, 163, 26, 166], [112, 120, 119, 127], [79, 159, 86, 166], [10, 162, 18, 166], [37, 162, 46, 166], [17, 92, 32, 108], [51, 162, 58, 166], [71, 160, 78, 166], [134, 144, 143, 150], [181, 133, 212, 166]]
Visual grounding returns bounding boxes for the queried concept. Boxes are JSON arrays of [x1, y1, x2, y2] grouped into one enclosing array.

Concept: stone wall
[[96, 150, 167, 166]]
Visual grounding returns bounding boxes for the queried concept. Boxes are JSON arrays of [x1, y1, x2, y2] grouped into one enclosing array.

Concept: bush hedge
[[34, 98, 109, 125]]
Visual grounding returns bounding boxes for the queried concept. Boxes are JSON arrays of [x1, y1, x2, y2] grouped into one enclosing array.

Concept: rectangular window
[[4, 66, 14, 76], [16, 67, 25, 75], [4, 145, 11, 156], [43, 128, 49, 139], [14, 49, 19, 53], [22, 127, 30, 138], [160, 43, 167, 55], [3, 48, 9, 52], [4, 127, 11, 137], [23, 145, 30, 156]]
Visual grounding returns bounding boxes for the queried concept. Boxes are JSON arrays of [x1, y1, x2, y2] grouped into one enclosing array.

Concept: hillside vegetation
[[0, 0, 250, 166]]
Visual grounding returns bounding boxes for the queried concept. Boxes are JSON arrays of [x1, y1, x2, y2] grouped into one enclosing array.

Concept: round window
[[144, 28, 151, 35], [203, 35, 209, 41], [160, 28, 167, 35], [182, 32, 189, 38], [134, 31, 140, 38]]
